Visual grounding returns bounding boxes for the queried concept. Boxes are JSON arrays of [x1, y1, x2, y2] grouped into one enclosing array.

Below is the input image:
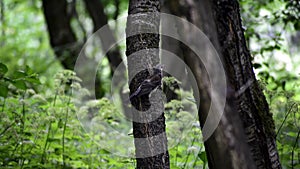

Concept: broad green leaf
[[253, 63, 262, 69], [12, 80, 27, 90], [100, 149, 111, 154], [25, 76, 41, 84], [47, 138, 60, 143], [0, 83, 8, 98], [0, 63, 8, 77], [25, 65, 34, 74], [198, 151, 207, 163], [13, 70, 27, 79]]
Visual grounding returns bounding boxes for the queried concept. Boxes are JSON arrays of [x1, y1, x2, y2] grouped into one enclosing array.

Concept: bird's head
[[154, 64, 164, 71]]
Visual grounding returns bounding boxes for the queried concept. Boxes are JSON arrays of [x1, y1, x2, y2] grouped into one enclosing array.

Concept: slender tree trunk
[[162, 0, 281, 168], [126, 0, 170, 168], [83, 0, 124, 98], [83, 0, 123, 72]]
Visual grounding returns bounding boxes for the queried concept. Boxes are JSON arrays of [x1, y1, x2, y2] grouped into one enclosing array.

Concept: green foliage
[[0, 62, 40, 98], [0, 0, 299, 168], [102, 0, 129, 20], [0, 61, 207, 168], [0, 0, 62, 94], [0, 67, 129, 168], [164, 87, 207, 168], [240, 0, 300, 168]]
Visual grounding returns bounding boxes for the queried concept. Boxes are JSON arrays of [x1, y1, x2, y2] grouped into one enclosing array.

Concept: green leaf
[[274, 44, 281, 50], [198, 151, 207, 163], [253, 63, 261, 69], [25, 75, 41, 84], [25, 65, 34, 74], [281, 81, 286, 90], [13, 70, 27, 79], [0, 63, 8, 78], [99, 149, 111, 154], [54, 147, 62, 155], [12, 80, 27, 90], [47, 138, 60, 143], [294, 22, 300, 30], [0, 83, 8, 98]]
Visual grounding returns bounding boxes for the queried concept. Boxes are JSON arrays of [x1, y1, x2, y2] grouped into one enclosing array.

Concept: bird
[[129, 64, 164, 100]]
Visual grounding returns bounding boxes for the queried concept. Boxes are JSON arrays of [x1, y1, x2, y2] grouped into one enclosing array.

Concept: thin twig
[[0, 122, 15, 137], [62, 96, 71, 168], [20, 93, 26, 169], [191, 147, 202, 168], [276, 103, 296, 138], [41, 87, 59, 163], [183, 137, 196, 169]]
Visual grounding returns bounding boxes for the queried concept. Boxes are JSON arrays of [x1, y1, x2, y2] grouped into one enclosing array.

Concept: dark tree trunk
[[83, 0, 124, 98], [83, 0, 123, 72], [162, 0, 281, 169], [42, 0, 80, 70], [126, 0, 170, 168], [163, 1, 255, 169], [210, 1, 281, 168], [42, 0, 124, 98]]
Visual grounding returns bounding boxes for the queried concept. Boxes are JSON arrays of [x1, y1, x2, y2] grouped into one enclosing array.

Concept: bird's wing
[[129, 86, 142, 99]]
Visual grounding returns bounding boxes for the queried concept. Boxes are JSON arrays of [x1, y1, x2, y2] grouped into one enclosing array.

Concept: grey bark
[[126, 0, 170, 168]]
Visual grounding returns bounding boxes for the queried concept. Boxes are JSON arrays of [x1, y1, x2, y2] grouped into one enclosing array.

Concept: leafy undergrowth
[[0, 63, 208, 168]]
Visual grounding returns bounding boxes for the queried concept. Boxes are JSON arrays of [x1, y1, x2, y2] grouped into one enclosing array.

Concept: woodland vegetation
[[0, 0, 299, 168]]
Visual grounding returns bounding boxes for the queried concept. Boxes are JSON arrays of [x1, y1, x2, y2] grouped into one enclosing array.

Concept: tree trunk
[[42, 0, 80, 70], [42, 0, 124, 98], [210, 1, 281, 168], [83, 0, 124, 98], [126, 0, 170, 168], [83, 0, 122, 72], [162, 0, 281, 168]]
